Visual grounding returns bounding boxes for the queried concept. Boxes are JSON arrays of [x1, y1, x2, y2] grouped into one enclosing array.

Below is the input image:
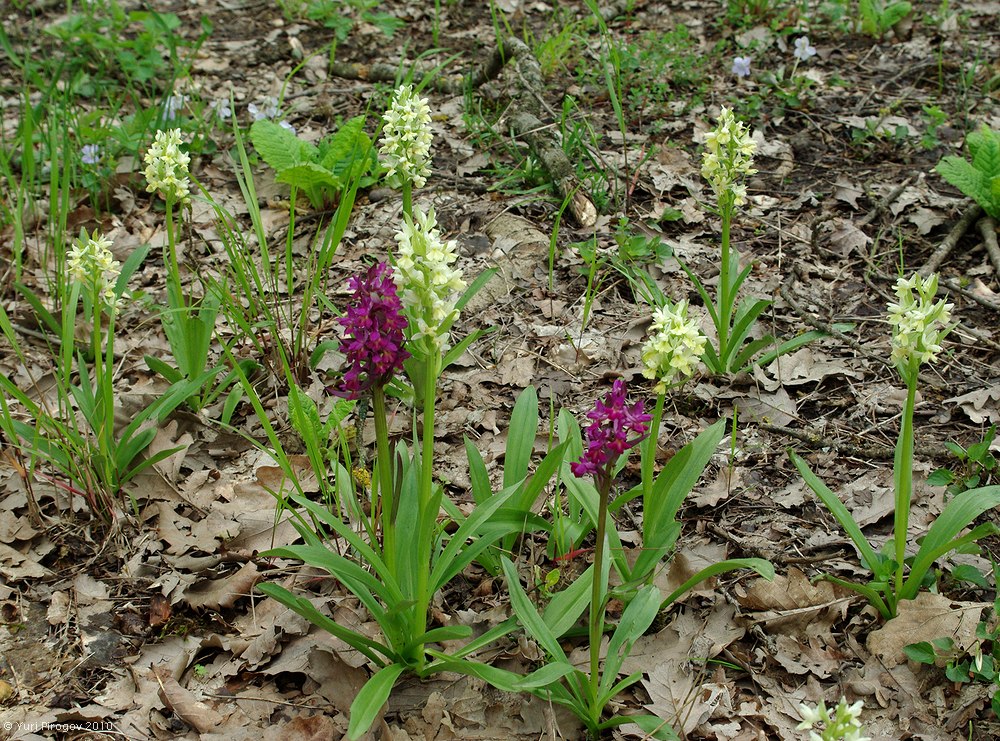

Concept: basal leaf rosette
[[392, 207, 465, 357], [887, 272, 953, 380], [641, 299, 706, 393], [701, 107, 756, 210], [379, 84, 433, 189]]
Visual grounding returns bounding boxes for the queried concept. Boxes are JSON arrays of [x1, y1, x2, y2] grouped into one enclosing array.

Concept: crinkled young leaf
[[250, 119, 317, 172]]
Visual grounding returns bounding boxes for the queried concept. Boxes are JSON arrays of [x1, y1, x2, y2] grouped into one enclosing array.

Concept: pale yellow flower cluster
[[641, 299, 706, 393], [68, 230, 122, 309], [143, 129, 191, 203], [393, 207, 465, 351], [887, 272, 953, 369], [701, 107, 757, 208], [797, 698, 869, 741], [379, 85, 433, 189]]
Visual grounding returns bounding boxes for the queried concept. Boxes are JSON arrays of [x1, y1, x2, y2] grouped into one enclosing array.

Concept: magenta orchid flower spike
[[335, 261, 410, 399], [570, 379, 651, 481]]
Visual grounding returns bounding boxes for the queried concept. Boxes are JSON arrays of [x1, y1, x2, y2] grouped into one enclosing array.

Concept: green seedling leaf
[[900, 485, 1000, 601], [319, 115, 373, 179], [936, 126, 1000, 218], [275, 162, 341, 195], [464, 436, 492, 505], [951, 563, 990, 589], [927, 468, 955, 487], [600, 584, 661, 696], [660, 558, 774, 612], [882, 1, 912, 27], [542, 564, 594, 638], [619, 714, 681, 740], [903, 641, 937, 664], [256, 583, 390, 665], [250, 116, 374, 208], [500, 556, 567, 661]]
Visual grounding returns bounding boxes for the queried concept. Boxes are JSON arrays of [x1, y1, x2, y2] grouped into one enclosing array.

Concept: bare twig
[[857, 177, 911, 227], [761, 421, 896, 460], [327, 38, 598, 225], [919, 201, 982, 277], [977, 216, 1000, 277], [940, 276, 1000, 312]]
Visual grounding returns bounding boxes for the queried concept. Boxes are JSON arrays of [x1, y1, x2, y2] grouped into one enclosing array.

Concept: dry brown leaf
[[824, 218, 871, 256], [740, 568, 836, 611], [154, 667, 226, 733], [180, 562, 261, 610], [149, 594, 172, 628], [46, 590, 70, 625], [736, 386, 797, 426], [772, 634, 846, 678], [260, 636, 367, 711], [756, 347, 863, 391], [866, 591, 985, 667], [946, 384, 1000, 424], [833, 177, 864, 209], [658, 541, 732, 600], [690, 467, 737, 508], [148, 420, 194, 484], [261, 714, 341, 741], [0, 541, 50, 579], [256, 454, 319, 494]]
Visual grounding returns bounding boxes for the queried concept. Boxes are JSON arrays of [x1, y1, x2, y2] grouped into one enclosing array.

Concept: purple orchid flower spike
[[571, 380, 652, 484], [335, 261, 410, 399]]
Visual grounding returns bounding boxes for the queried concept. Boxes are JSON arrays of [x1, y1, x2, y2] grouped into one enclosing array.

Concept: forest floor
[[1, 0, 1000, 739]]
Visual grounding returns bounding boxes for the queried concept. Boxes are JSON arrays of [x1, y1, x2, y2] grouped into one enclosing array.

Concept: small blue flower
[[793, 36, 817, 62], [248, 97, 280, 121], [81, 144, 101, 165], [163, 94, 189, 120], [731, 56, 752, 78], [209, 99, 232, 120]]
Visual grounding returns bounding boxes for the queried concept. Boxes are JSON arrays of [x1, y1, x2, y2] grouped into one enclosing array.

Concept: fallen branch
[[328, 38, 599, 226], [940, 276, 1000, 313], [481, 36, 598, 227], [977, 215, 1000, 278], [919, 200, 982, 277], [761, 422, 952, 462], [857, 177, 911, 227]]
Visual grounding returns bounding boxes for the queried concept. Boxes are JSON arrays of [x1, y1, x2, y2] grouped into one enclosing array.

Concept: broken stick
[[919, 200, 982, 277]]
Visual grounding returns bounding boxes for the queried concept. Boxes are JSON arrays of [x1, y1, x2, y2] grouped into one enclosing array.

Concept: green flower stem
[[164, 196, 184, 311], [589, 470, 611, 717], [88, 280, 110, 486], [97, 289, 112, 467], [893, 368, 918, 600], [717, 197, 734, 367], [402, 180, 413, 222], [412, 353, 441, 671], [372, 385, 396, 579], [641, 392, 667, 506]]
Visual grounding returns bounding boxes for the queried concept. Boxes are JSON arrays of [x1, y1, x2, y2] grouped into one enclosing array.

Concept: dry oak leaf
[[154, 667, 226, 733], [737, 568, 849, 634], [866, 591, 986, 668], [739, 567, 836, 611], [180, 562, 261, 610]]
